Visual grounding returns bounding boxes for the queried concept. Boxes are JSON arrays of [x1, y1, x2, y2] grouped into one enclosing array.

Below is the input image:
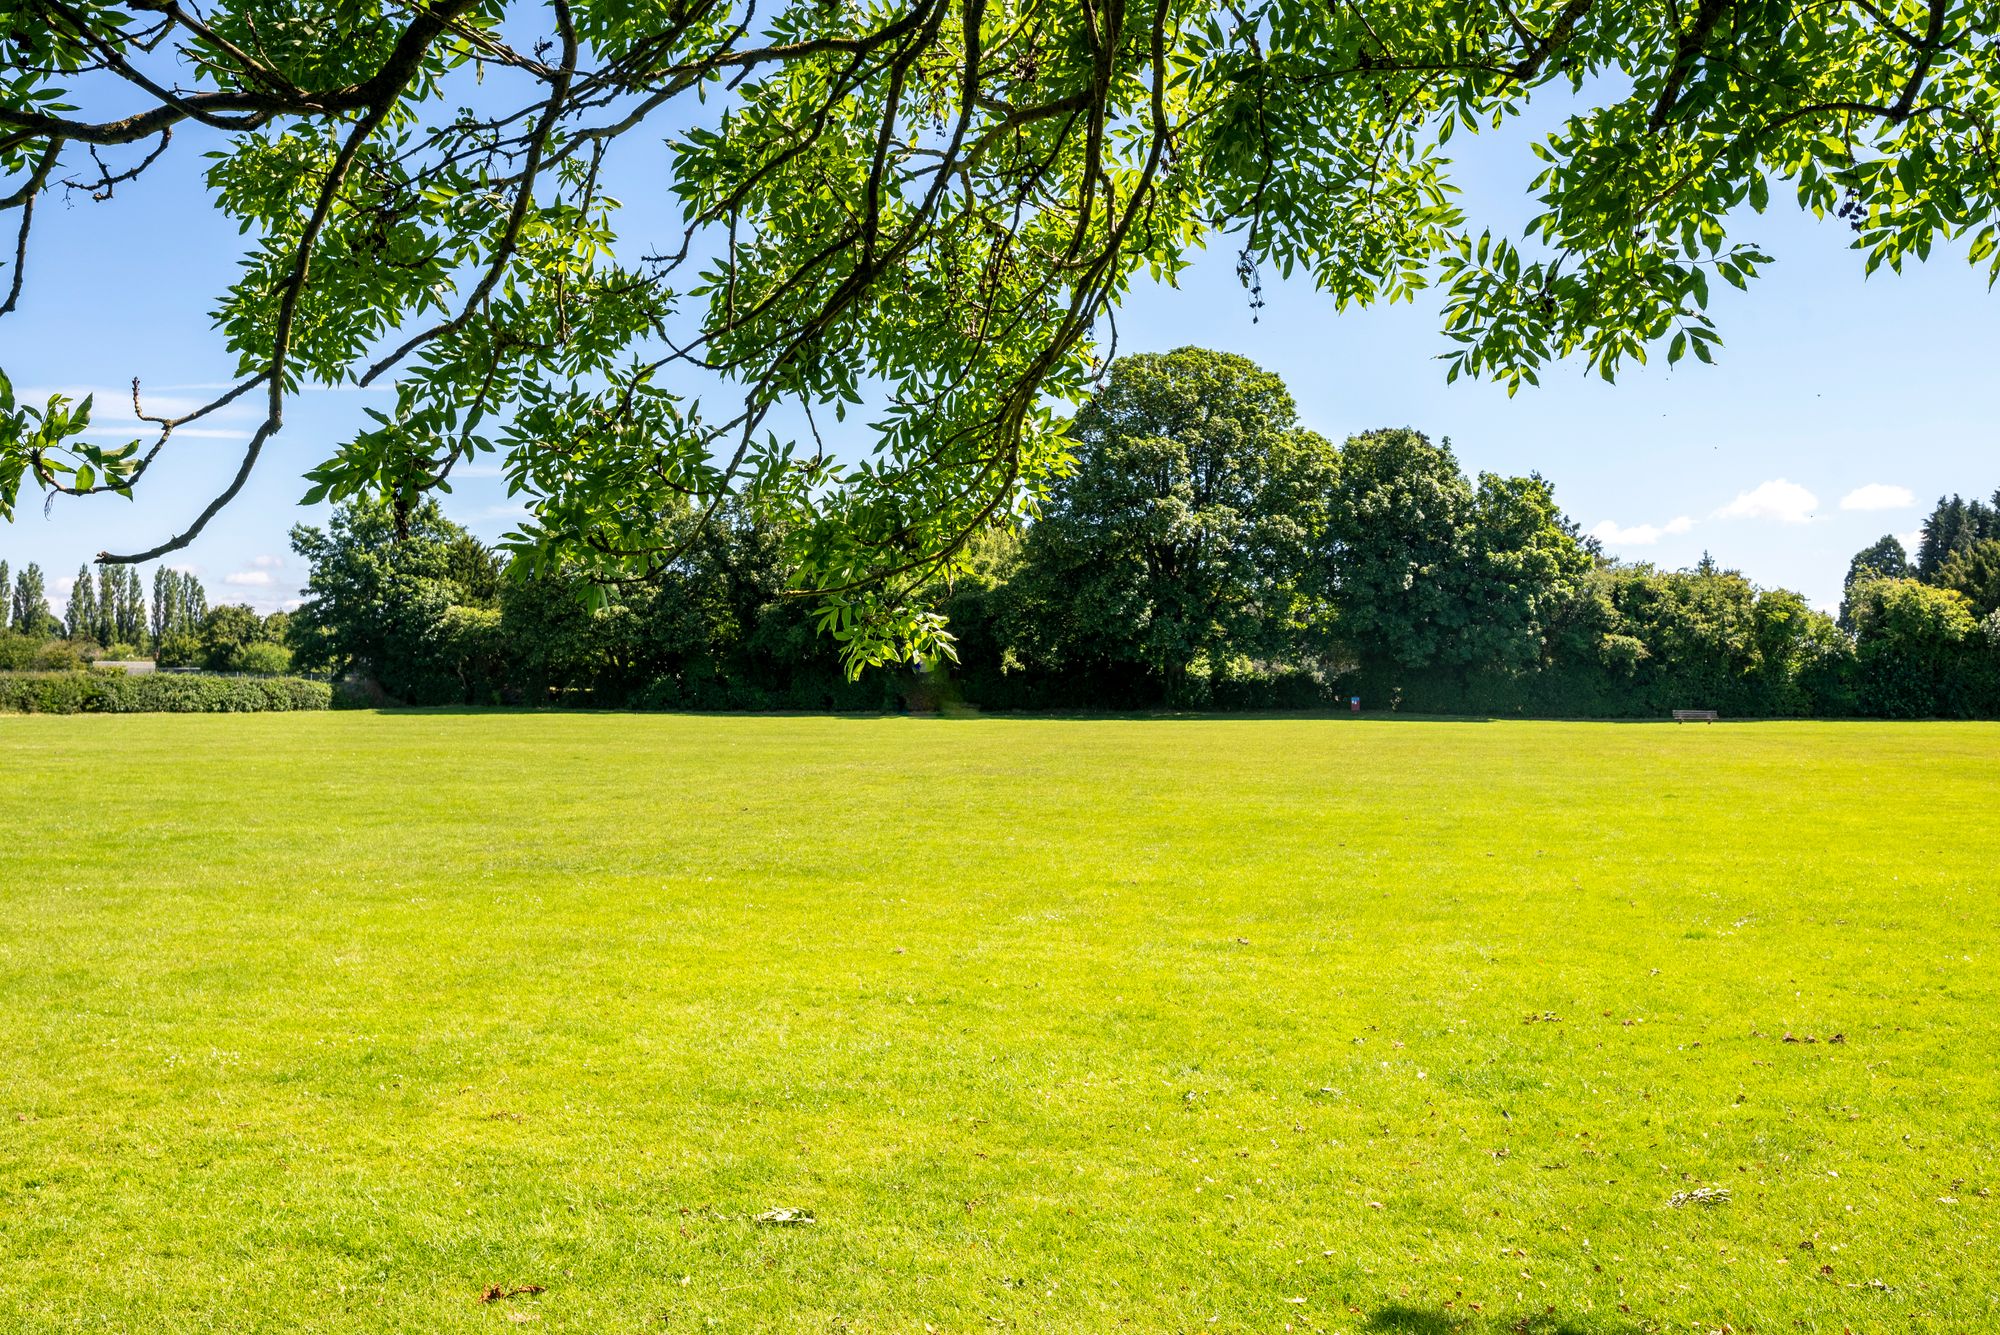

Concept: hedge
[[0, 671, 332, 714]]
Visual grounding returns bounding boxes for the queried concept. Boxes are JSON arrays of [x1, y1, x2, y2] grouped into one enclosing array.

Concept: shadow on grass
[[1368, 1306, 1645, 1335]]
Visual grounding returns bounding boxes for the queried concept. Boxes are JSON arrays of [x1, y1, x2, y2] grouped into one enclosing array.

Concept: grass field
[[1, 714, 1996, 1333]]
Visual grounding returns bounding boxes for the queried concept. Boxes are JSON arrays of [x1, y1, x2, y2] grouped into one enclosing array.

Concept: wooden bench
[[1672, 709, 1718, 723]]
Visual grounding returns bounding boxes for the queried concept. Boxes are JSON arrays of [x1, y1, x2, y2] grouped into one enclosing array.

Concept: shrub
[[0, 672, 112, 713], [0, 631, 41, 671], [1848, 578, 1981, 717], [0, 672, 332, 714], [154, 631, 200, 669], [30, 639, 86, 672], [227, 640, 294, 676]]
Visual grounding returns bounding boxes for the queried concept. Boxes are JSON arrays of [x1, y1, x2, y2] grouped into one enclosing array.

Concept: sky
[[2, 85, 1995, 618]]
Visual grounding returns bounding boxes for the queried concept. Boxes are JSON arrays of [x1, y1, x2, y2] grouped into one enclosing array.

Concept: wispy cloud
[[1839, 483, 1915, 512], [150, 381, 392, 394], [223, 570, 275, 587], [25, 384, 259, 422], [1589, 515, 1695, 547], [82, 425, 251, 440], [1716, 479, 1818, 524], [1895, 530, 1922, 554], [251, 554, 284, 569]]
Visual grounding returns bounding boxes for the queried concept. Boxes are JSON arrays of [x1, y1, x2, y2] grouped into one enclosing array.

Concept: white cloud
[[251, 554, 284, 569], [223, 570, 275, 587], [1895, 530, 1922, 554], [54, 575, 76, 595], [1840, 483, 1916, 512], [1590, 515, 1695, 547], [1715, 478, 1818, 524]]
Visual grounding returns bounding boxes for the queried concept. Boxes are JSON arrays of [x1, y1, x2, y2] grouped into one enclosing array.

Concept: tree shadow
[[1367, 1304, 1645, 1335]]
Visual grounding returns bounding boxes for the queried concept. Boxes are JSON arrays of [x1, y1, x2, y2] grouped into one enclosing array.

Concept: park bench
[[1672, 709, 1719, 723]]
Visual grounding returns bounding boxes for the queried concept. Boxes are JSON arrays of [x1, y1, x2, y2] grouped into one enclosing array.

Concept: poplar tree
[[65, 564, 99, 642]]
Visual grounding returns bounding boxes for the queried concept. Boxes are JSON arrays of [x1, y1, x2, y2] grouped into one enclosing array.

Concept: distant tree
[[1916, 494, 1999, 582], [1848, 578, 1982, 717], [999, 348, 1340, 704], [227, 639, 294, 676], [1846, 535, 1911, 587], [444, 537, 504, 608], [180, 572, 209, 627], [1938, 539, 2000, 619], [150, 567, 179, 646], [1315, 430, 1582, 696], [1317, 429, 1472, 686], [191, 604, 291, 672], [289, 498, 499, 699], [93, 565, 117, 646], [111, 567, 147, 649], [0, 562, 8, 622], [10, 562, 53, 637], [1839, 535, 1912, 629], [1455, 471, 1595, 675], [64, 564, 99, 642], [152, 570, 210, 666]]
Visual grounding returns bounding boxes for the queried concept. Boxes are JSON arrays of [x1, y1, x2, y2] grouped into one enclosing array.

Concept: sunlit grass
[[1, 713, 1995, 1332]]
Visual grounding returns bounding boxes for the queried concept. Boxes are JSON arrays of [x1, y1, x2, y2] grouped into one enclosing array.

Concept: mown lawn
[[0, 713, 1995, 1333]]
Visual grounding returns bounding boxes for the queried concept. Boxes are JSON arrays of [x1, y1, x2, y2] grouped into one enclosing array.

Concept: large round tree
[[999, 346, 1337, 703]]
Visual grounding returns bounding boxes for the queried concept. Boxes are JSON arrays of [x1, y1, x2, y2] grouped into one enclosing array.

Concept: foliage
[[146, 567, 209, 648], [1846, 533, 1912, 585], [1937, 538, 2000, 619], [0, 630, 86, 672], [1845, 576, 1990, 717], [290, 495, 890, 708], [1840, 533, 1911, 627], [9, 560, 53, 637], [1322, 432, 1593, 696], [276, 408, 2000, 719], [0, 671, 330, 713], [227, 640, 296, 676], [287, 496, 496, 700], [994, 349, 1339, 705], [8, 1, 2000, 667], [1914, 492, 2000, 581], [65, 563, 97, 641]]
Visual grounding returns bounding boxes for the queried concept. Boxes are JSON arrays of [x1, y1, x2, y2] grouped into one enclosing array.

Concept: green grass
[[2, 714, 1996, 1333]]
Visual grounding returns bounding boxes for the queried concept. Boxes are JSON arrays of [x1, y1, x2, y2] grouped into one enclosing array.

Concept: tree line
[[10, 349, 1998, 715], [275, 349, 2000, 718], [0, 559, 295, 675]]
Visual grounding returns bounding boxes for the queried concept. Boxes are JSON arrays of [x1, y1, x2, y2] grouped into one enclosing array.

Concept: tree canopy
[[4, 0, 1998, 666], [998, 347, 1337, 701]]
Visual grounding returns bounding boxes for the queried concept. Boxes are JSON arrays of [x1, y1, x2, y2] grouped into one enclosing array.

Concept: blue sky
[[2, 101, 1994, 617]]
